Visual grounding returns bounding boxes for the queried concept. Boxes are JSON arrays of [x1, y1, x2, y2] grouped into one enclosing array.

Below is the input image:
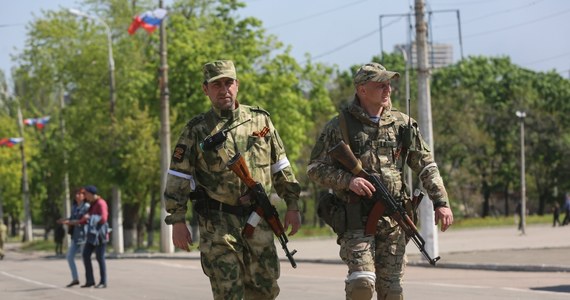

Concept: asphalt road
[[1, 250, 569, 300]]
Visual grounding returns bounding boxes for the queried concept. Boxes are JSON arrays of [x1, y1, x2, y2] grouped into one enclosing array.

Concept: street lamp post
[[516, 110, 526, 235], [68, 8, 116, 114], [69, 8, 123, 253]]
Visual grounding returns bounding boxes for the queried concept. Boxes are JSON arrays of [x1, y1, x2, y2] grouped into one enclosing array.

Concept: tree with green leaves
[[432, 56, 570, 217]]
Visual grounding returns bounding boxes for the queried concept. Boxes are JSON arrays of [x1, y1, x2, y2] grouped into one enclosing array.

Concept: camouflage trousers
[[339, 217, 407, 300], [198, 211, 280, 300]]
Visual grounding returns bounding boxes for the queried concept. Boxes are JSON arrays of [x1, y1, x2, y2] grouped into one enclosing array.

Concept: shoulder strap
[[338, 110, 350, 148], [250, 106, 270, 116], [187, 113, 206, 128], [338, 108, 364, 156]]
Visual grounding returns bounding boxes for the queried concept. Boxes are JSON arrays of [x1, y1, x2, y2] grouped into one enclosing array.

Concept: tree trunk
[[481, 178, 491, 217], [146, 192, 158, 248], [123, 202, 141, 249], [503, 181, 510, 217]]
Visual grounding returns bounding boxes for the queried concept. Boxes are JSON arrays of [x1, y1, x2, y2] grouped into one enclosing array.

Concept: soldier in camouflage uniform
[[307, 63, 453, 300], [164, 60, 302, 300]]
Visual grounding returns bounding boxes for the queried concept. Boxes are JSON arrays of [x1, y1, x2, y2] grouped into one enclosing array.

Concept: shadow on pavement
[[531, 285, 570, 294]]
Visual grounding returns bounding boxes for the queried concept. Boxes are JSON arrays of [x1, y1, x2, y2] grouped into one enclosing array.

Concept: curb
[[407, 260, 570, 273]]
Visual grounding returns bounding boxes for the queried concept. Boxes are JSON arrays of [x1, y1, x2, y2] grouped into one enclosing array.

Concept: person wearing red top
[[79, 185, 109, 289]]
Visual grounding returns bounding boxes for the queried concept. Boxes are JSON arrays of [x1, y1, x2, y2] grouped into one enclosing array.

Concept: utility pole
[[59, 87, 71, 248], [17, 103, 32, 242], [396, 45, 413, 195], [379, 9, 464, 63], [415, 0, 438, 261], [158, 0, 174, 253]]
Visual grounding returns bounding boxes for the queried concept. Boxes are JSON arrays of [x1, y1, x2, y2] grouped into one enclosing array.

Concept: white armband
[[271, 158, 290, 174], [167, 170, 196, 190], [418, 162, 438, 179]]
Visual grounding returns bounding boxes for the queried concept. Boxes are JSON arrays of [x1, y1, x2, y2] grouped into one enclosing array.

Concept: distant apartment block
[[394, 43, 453, 69]]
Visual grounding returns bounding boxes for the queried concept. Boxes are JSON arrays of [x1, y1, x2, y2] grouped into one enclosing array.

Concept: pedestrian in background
[[307, 62, 453, 300], [0, 221, 7, 260], [79, 185, 109, 289], [562, 193, 570, 226], [552, 202, 561, 227], [53, 221, 65, 256], [57, 188, 90, 287], [163, 60, 301, 299]]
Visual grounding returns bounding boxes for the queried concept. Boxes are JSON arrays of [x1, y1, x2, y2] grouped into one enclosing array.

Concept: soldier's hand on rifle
[[238, 190, 253, 206], [172, 222, 193, 251], [284, 210, 301, 236], [349, 177, 375, 198], [434, 206, 453, 232]]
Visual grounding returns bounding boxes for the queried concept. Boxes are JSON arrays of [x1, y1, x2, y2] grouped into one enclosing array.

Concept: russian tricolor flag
[[0, 137, 24, 148], [23, 116, 51, 129], [128, 8, 168, 35]]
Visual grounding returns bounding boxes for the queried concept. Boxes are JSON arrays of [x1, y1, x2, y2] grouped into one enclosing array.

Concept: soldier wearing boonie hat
[[164, 59, 302, 299], [307, 62, 454, 300]]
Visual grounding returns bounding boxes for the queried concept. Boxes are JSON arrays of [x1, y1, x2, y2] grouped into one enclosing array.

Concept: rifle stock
[[227, 152, 298, 268], [328, 141, 440, 266]]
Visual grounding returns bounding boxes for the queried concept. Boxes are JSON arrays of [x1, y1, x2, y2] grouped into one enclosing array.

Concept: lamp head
[[68, 8, 89, 18]]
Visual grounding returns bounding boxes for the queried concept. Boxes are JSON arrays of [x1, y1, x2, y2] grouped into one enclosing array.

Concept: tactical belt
[[205, 198, 251, 217]]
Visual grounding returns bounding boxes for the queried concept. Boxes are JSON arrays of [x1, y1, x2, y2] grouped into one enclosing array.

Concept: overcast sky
[[1, 0, 569, 86]]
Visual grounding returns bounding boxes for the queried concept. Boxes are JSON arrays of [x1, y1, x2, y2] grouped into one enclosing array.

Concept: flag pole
[[158, 0, 174, 253]]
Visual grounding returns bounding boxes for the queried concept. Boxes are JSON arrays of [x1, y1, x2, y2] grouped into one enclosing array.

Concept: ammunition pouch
[[346, 200, 368, 231], [190, 187, 208, 216], [317, 193, 347, 234]]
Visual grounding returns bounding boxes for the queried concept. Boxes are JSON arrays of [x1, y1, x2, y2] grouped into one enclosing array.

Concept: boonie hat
[[84, 185, 98, 195], [203, 60, 237, 83], [353, 62, 399, 86]]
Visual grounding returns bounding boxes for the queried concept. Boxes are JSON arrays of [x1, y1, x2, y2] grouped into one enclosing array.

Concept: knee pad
[[345, 271, 375, 300]]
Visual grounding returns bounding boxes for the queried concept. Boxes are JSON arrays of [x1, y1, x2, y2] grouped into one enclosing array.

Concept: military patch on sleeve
[[172, 144, 187, 163]]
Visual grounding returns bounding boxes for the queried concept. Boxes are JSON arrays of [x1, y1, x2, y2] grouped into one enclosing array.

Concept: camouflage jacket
[[307, 98, 449, 208], [164, 103, 301, 224]]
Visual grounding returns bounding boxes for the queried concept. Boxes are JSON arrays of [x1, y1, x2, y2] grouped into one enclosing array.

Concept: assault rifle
[[328, 141, 440, 266], [227, 152, 298, 268]]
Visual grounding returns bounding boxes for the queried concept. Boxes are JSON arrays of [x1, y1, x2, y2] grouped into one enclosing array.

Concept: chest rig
[[338, 108, 409, 178], [337, 107, 412, 231]]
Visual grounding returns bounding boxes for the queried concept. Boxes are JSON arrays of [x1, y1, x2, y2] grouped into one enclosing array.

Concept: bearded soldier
[[164, 60, 301, 300]]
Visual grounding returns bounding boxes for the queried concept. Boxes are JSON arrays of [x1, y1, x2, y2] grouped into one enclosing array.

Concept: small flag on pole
[[23, 116, 51, 129], [0, 137, 24, 147], [128, 8, 168, 35]]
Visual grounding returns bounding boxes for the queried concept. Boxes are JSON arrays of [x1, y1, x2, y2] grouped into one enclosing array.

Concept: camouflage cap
[[353, 62, 399, 86], [203, 60, 237, 83]]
